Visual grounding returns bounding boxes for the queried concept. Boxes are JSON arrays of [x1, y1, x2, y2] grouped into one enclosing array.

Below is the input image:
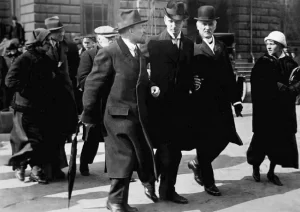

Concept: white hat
[[94, 26, 118, 38], [264, 31, 287, 47]]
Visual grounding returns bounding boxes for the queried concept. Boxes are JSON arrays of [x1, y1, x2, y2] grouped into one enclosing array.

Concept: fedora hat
[[6, 38, 19, 50], [94, 26, 118, 38], [117, 9, 147, 31], [164, 1, 189, 21], [45, 16, 64, 31], [26, 28, 50, 46], [194, 5, 219, 21]]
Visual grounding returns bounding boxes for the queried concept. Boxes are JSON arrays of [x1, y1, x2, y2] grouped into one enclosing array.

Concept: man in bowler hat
[[141, 0, 200, 204], [44, 16, 78, 180], [188, 5, 243, 196], [78, 26, 118, 176], [81, 10, 160, 212]]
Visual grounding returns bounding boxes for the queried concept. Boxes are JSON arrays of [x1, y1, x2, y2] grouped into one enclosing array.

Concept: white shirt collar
[[203, 36, 215, 53], [167, 30, 181, 40], [122, 37, 137, 57], [279, 51, 286, 59]]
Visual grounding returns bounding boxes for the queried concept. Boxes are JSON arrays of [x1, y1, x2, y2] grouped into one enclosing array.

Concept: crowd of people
[[0, 1, 300, 212]]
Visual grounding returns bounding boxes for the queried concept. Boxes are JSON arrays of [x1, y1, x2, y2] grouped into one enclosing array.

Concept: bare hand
[[151, 86, 160, 98], [194, 75, 203, 91]]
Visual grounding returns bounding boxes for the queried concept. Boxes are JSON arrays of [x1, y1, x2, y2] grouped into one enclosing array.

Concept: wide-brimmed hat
[[117, 9, 147, 31], [264, 31, 287, 47], [45, 16, 64, 31], [94, 26, 118, 38], [194, 5, 219, 21], [6, 38, 19, 50], [164, 1, 189, 21], [26, 28, 51, 45]]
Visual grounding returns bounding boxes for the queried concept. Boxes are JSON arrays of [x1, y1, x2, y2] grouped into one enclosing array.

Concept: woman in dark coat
[[5, 28, 55, 184], [247, 31, 300, 186]]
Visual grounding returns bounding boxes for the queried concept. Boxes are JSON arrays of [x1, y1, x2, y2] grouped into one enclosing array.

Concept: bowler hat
[[26, 28, 51, 46], [164, 1, 189, 21], [45, 16, 64, 31], [194, 5, 219, 21], [117, 9, 147, 32], [94, 26, 118, 38]]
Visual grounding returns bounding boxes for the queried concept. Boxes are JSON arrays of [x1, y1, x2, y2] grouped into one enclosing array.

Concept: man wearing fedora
[[44, 16, 78, 181], [141, 0, 198, 204], [188, 5, 243, 196], [78, 26, 118, 176], [81, 10, 159, 212]]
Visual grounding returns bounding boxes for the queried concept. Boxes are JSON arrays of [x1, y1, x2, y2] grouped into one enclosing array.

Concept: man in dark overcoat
[[81, 10, 159, 212], [187, 5, 243, 196], [44, 16, 78, 180], [141, 0, 196, 204], [78, 26, 118, 176]]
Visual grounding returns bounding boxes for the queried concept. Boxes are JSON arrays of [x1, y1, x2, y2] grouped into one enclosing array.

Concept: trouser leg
[[108, 176, 131, 204], [157, 144, 182, 198]]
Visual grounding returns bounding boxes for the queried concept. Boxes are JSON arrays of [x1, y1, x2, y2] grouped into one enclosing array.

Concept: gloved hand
[[234, 103, 243, 117]]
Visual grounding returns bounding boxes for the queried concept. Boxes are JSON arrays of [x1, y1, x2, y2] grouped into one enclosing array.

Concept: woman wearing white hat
[[247, 31, 299, 186]]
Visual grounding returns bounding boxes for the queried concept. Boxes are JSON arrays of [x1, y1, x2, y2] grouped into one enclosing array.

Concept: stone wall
[[20, 0, 80, 41]]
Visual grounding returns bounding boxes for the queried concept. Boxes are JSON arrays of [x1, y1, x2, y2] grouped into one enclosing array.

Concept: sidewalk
[[1, 103, 300, 212]]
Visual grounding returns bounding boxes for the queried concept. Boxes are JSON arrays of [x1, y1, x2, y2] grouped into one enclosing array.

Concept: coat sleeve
[[81, 48, 113, 124], [5, 54, 30, 91], [77, 50, 93, 90]]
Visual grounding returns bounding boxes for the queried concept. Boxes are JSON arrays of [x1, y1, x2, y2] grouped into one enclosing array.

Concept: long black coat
[[191, 38, 242, 147], [251, 53, 300, 133], [142, 29, 194, 150], [81, 38, 156, 179]]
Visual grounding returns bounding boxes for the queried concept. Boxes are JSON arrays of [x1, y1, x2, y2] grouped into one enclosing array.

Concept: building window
[[81, 0, 111, 35]]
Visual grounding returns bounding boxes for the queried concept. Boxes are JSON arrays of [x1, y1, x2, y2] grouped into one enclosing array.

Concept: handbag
[[0, 108, 13, 134]]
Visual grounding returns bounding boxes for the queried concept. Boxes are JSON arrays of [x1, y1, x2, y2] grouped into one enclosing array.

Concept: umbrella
[[67, 121, 83, 208]]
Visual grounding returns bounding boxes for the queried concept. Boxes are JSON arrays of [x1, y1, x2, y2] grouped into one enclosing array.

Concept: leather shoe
[[204, 184, 221, 196], [124, 204, 138, 212], [144, 185, 159, 202], [160, 192, 188, 204], [252, 171, 260, 182], [267, 173, 283, 186], [29, 173, 48, 184], [106, 201, 126, 212], [188, 160, 203, 186], [15, 168, 25, 181]]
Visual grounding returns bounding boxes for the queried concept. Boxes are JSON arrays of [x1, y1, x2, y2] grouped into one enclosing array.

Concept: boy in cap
[[141, 0, 199, 204], [188, 5, 243, 196], [81, 10, 159, 212], [5, 28, 54, 184], [78, 25, 117, 176]]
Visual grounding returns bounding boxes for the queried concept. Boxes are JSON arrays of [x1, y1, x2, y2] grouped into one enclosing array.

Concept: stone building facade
[[0, 0, 299, 61]]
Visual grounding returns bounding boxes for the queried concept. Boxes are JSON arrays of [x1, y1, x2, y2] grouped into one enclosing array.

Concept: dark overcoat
[[141, 29, 194, 150], [251, 53, 299, 133], [191, 38, 242, 147], [81, 37, 157, 179], [46, 40, 78, 135]]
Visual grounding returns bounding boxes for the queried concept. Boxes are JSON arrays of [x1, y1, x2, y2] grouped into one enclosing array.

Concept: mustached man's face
[[129, 23, 146, 44], [196, 20, 216, 39], [50, 28, 65, 42]]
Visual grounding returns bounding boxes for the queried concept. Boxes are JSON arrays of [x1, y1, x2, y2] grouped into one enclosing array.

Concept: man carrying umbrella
[[81, 9, 159, 212]]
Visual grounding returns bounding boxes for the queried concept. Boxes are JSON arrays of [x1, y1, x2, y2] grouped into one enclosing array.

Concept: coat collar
[[194, 36, 223, 58]]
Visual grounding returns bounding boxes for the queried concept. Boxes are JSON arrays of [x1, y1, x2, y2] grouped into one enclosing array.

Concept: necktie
[[134, 46, 139, 59], [172, 38, 178, 48]]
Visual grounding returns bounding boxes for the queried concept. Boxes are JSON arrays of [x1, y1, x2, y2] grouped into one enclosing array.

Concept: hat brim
[[118, 20, 147, 32], [194, 17, 219, 21], [164, 8, 189, 21], [48, 26, 64, 31]]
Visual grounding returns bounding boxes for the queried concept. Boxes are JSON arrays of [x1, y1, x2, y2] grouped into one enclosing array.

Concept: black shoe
[[15, 168, 25, 181], [144, 185, 159, 203], [124, 204, 139, 212], [188, 160, 203, 186], [205, 184, 221, 196], [267, 173, 283, 186], [160, 192, 188, 204], [106, 201, 126, 212], [29, 173, 48, 184], [80, 163, 90, 176]]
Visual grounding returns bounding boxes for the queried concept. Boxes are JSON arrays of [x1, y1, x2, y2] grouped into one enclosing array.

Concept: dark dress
[[247, 53, 299, 168]]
